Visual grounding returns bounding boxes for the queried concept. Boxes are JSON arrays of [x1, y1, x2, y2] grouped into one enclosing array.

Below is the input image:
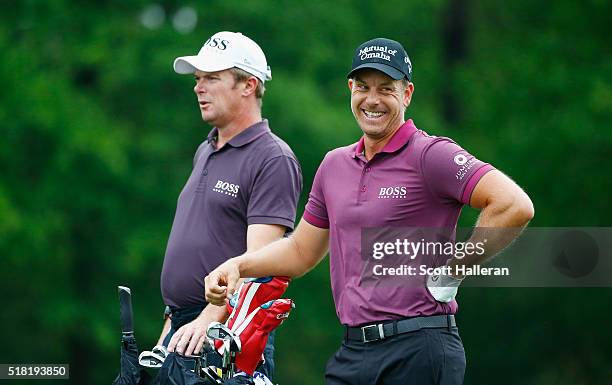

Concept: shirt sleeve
[[421, 138, 495, 205], [247, 155, 302, 230], [303, 159, 330, 229]]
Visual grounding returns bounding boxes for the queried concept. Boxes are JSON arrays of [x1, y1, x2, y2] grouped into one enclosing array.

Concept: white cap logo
[[454, 154, 468, 166], [173, 31, 272, 82]]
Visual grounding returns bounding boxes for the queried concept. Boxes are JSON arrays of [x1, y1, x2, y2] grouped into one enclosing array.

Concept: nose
[[364, 89, 380, 106], [194, 79, 206, 94]]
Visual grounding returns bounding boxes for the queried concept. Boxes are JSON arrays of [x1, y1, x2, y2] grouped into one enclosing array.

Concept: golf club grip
[[117, 286, 134, 334]]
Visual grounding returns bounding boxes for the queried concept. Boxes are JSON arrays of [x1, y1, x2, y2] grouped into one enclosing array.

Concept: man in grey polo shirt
[[204, 37, 534, 384], [155, 31, 302, 376]]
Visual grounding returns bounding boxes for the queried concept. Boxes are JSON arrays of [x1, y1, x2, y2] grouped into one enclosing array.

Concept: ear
[[348, 78, 354, 92], [242, 76, 259, 97], [403, 82, 414, 107]]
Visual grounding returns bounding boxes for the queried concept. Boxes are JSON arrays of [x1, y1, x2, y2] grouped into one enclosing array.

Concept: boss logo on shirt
[[213, 179, 240, 198], [378, 186, 407, 199]]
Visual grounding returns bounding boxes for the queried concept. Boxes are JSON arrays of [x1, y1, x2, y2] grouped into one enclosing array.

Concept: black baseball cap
[[347, 38, 412, 81]]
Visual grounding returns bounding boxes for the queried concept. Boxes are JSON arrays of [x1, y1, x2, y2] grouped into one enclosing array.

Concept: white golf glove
[[426, 272, 464, 303]]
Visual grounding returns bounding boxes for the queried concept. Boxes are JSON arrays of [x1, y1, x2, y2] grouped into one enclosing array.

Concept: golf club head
[[138, 345, 168, 368], [220, 332, 241, 356], [206, 322, 233, 341]]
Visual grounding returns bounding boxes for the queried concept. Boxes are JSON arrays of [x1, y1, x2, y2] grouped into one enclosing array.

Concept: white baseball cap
[[173, 31, 272, 82]]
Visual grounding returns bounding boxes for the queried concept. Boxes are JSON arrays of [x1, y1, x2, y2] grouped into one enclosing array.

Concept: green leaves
[[0, 0, 611, 383]]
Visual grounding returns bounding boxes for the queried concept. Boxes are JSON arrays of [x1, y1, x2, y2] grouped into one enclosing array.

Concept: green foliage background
[[1, 1, 611, 384]]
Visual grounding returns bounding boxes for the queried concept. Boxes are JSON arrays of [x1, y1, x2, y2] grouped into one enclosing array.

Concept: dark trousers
[[325, 327, 466, 385], [162, 305, 276, 379]]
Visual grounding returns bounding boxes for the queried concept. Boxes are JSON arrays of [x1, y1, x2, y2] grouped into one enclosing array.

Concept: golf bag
[[214, 277, 292, 375], [113, 278, 293, 385]]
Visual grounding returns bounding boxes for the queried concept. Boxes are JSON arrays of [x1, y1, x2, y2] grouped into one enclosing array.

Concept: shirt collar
[[207, 119, 270, 148], [353, 119, 417, 158]]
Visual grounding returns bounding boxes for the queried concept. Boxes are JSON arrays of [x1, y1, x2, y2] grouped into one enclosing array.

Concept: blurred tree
[[0, 0, 610, 384]]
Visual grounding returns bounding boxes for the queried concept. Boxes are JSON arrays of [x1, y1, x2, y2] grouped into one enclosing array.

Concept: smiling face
[[348, 69, 414, 140], [193, 69, 245, 128]]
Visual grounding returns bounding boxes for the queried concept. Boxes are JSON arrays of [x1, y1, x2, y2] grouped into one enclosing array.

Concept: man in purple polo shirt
[[153, 31, 302, 377], [204, 38, 534, 384]]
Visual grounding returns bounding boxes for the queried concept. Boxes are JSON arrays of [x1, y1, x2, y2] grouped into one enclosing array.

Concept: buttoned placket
[[356, 156, 374, 204], [195, 143, 223, 194]]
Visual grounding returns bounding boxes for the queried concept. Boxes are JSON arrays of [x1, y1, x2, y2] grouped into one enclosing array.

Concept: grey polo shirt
[[161, 120, 302, 308]]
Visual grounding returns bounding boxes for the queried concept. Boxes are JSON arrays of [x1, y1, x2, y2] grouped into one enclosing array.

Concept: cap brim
[[347, 63, 405, 80], [173, 55, 233, 74]]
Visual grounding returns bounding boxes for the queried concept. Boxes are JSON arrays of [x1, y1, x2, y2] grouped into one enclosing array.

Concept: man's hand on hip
[[426, 272, 463, 303]]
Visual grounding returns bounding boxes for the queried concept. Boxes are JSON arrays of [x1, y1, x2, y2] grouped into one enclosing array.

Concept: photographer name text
[[372, 264, 510, 277]]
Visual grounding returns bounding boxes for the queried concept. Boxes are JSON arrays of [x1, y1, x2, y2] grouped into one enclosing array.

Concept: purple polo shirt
[[303, 119, 494, 326], [161, 120, 302, 308]]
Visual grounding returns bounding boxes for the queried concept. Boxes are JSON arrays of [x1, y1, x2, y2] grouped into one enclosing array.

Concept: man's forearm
[[448, 199, 534, 274], [156, 317, 172, 346], [197, 301, 230, 324], [235, 219, 329, 279], [236, 236, 307, 278], [205, 220, 329, 305]]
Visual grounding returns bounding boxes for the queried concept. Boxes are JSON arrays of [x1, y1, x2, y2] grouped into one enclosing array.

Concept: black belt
[[346, 315, 456, 343]]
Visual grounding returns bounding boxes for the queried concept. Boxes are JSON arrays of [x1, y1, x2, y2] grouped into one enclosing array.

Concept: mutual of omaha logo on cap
[[173, 31, 272, 82], [347, 37, 412, 81]]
